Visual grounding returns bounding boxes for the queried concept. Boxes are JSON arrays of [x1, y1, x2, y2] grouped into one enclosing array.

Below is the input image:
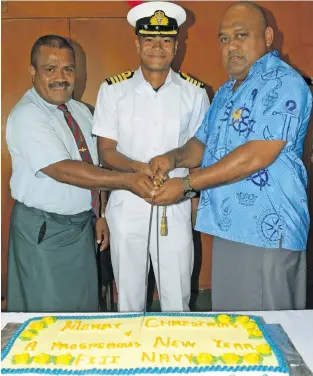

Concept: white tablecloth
[[2, 310, 313, 372]]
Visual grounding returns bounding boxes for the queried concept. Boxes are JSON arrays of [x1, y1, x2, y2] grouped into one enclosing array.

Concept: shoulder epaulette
[[105, 70, 135, 85], [179, 71, 204, 88]]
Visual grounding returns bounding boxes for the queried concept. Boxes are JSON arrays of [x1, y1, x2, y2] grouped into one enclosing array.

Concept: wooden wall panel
[[1, 18, 69, 300], [199, 235, 213, 290], [70, 19, 138, 106], [2, 1, 131, 19]]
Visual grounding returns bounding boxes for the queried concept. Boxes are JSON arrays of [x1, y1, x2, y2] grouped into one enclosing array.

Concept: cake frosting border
[[1, 313, 289, 375]]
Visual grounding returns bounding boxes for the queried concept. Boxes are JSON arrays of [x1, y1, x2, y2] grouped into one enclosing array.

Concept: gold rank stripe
[[105, 71, 135, 85], [179, 71, 204, 88]]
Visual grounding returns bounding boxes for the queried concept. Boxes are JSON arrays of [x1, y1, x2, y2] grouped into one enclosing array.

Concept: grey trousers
[[212, 236, 306, 311], [7, 201, 99, 312]]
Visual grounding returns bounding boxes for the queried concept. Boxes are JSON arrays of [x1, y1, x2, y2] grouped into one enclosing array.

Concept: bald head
[[218, 1, 274, 84], [222, 2, 268, 31]]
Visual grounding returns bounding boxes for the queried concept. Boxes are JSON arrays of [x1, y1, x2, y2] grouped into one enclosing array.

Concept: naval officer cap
[[127, 1, 186, 37]]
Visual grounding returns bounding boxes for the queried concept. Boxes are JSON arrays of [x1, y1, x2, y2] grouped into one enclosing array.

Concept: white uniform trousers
[[106, 191, 194, 312]]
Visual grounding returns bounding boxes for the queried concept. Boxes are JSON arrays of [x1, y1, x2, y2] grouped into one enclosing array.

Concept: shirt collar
[[133, 67, 182, 92], [229, 49, 280, 88], [248, 49, 280, 77], [30, 87, 71, 111]]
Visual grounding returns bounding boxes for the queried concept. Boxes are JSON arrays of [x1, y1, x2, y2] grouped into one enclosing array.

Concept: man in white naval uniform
[[92, 1, 210, 312]]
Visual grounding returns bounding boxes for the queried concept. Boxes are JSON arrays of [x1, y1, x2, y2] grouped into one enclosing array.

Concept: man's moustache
[[49, 82, 70, 88]]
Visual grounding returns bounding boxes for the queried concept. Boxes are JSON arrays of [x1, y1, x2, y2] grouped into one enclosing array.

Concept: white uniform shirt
[[7, 88, 98, 215], [92, 68, 210, 180]]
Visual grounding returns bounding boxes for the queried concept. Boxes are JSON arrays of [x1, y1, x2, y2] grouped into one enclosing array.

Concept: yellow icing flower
[[250, 329, 263, 338], [13, 353, 30, 364], [243, 353, 261, 365], [33, 353, 50, 364], [221, 353, 240, 364], [20, 330, 37, 340], [29, 321, 45, 331], [244, 321, 258, 330], [56, 354, 74, 365], [217, 314, 231, 324], [236, 316, 250, 324], [196, 353, 213, 365], [256, 344, 272, 355], [42, 316, 57, 325]]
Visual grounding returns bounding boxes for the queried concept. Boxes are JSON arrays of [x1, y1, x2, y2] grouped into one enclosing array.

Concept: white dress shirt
[[92, 67, 209, 179]]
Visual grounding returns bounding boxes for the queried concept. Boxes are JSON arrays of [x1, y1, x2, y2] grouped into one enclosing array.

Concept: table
[[2, 310, 313, 372]]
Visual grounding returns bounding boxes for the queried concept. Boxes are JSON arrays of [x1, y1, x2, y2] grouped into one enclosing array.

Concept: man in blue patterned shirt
[[148, 2, 312, 310]]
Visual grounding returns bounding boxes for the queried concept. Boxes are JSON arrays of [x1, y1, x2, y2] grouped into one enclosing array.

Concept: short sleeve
[[194, 108, 211, 145], [250, 78, 312, 147], [92, 82, 118, 140], [194, 84, 225, 145], [6, 103, 71, 176], [188, 89, 210, 138]]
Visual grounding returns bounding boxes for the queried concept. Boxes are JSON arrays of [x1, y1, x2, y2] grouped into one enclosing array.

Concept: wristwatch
[[182, 176, 197, 199]]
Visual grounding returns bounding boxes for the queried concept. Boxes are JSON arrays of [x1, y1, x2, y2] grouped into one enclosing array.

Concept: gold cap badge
[[150, 10, 169, 26]]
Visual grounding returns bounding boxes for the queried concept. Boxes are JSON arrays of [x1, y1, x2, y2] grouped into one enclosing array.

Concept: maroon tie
[[58, 104, 99, 216]]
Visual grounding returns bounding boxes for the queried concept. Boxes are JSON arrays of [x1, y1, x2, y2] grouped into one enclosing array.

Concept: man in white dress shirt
[[6, 35, 156, 312], [93, 2, 210, 312]]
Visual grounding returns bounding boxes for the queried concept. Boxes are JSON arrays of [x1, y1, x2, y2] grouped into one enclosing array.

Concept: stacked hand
[[127, 172, 156, 199], [149, 154, 175, 180], [132, 161, 154, 178], [125, 156, 186, 205], [148, 155, 185, 205], [146, 178, 184, 205]]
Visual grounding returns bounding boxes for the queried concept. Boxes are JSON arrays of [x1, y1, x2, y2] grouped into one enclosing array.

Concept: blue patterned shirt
[[195, 50, 312, 251]]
